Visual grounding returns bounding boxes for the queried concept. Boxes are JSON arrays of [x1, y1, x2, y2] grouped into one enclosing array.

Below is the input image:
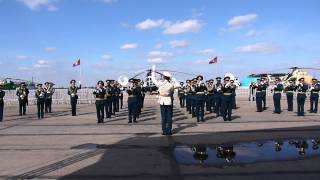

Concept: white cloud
[[148, 51, 173, 58], [18, 67, 30, 71], [44, 47, 56, 52], [147, 58, 165, 64], [224, 14, 258, 32], [136, 19, 164, 31], [163, 19, 203, 35], [169, 40, 190, 48], [154, 43, 163, 49], [120, 43, 139, 50], [234, 43, 281, 54], [18, 0, 58, 11], [245, 30, 258, 38], [33, 60, 50, 68], [16, 55, 28, 60], [199, 49, 216, 56], [101, 54, 112, 61]]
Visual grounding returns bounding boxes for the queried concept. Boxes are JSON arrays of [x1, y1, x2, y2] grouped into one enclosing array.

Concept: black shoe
[[133, 120, 137, 123], [166, 132, 172, 136], [162, 132, 166, 135], [128, 121, 132, 123]]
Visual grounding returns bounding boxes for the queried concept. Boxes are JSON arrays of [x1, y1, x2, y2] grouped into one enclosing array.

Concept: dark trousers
[[96, 100, 105, 123], [221, 95, 233, 121], [256, 92, 263, 112], [45, 98, 52, 113], [112, 96, 117, 114], [273, 93, 281, 113], [119, 96, 123, 109], [128, 97, 137, 122], [310, 94, 319, 113], [213, 94, 222, 116], [19, 99, 27, 115], [70, 97, 77, 116], [115, 96, 120, 112], [206, 95, 214, 112], [262, 93, 267, 109], [105, 98, 112, 118], [297, 93, 306, 116], [191, 97, 196, 117], [0, 104, 3, 122], [232, 94, 236, 109], [179, 95, 185, 108], [286, 93, 293, 111], [160, 105, 173, 134], [186, 95, 191, 112], [37, 100, 44, 119], [195, 95, 205, 122]]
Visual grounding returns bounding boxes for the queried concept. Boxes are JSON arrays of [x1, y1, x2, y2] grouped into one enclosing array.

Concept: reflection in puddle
[[174, 139, 320, 166]]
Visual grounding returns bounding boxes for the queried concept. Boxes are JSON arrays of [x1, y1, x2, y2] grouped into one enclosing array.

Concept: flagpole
[[80, 61, 82, 85]]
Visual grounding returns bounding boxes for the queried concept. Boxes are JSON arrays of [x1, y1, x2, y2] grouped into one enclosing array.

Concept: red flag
[[72, 59, 80, 67], [209, 56, 218, 64]]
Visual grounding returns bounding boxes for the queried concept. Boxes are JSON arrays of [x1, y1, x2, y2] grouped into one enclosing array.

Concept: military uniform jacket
[[178, 86, 185, 96], [222, 84, 236, 94], [35, 89, 45, 102], [310, 83, 320, 95], [195, 85, 207, 95], [296, 83, 308, 93], [68, 86, 79, 99], [16, 88, 29, 101], [0, 90, 5, 105], [284, 84, 296, 94], [93, 88, 106, 100], [206, 84, 214, 95], [44, 87, 55, 99], [213, 83, 223, 94], [273, 83, 284, 93]]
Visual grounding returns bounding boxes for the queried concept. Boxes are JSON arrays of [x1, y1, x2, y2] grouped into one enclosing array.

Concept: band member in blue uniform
[[309, 78, 320, 113], [35, 84, 45, 119], [296, 77, 308, 116], [284, 79, 295, 111], [0, 84, 5, 122], [261, 78, 268, 110], [221, 76, 237, 121], [93, 80, 106, 123], [206, 79, 214, 113], [127, 79, 140, 123], [68, 80, 81, 116], [272, 78, 283, 114], [16, 82, 29, 116], [44, 82, 55, 113]]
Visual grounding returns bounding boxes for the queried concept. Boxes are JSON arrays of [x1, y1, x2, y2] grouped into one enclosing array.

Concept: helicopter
[[241, 66, 320, 87], [118, 68, 198, 93], [0, 78, 39, 90]]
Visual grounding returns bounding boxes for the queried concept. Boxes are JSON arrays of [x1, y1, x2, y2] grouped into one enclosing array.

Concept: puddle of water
[[174, 139, 320, 166]]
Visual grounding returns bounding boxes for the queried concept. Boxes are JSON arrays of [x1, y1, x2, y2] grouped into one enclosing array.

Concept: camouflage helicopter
[[282, 67, 320, 85]]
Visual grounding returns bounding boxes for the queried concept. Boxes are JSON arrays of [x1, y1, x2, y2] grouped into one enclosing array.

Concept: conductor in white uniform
[[151, 65, 175, 135]]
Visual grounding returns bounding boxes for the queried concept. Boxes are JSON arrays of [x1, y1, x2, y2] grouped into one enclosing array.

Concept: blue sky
[[0, 0, 319, 86]]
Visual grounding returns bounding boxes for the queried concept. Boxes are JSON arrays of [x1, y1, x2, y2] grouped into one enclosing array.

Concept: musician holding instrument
[[44, 82, 55, 113], [284, 79, 295, 111], [213, 77, 223, 117], [271, 78, 284, 114], [309, 78, 320, 113], [206, 79, 214, 113], [93, 80, 106, 123], [221, 76, 237, 121], [16, 82, 29, 116], [296, 77, 308, 116], [126, 79, 140, 123], [194, 77, 207, 122], [35, 84, 45, 119], [68, 80, 81, 116]]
